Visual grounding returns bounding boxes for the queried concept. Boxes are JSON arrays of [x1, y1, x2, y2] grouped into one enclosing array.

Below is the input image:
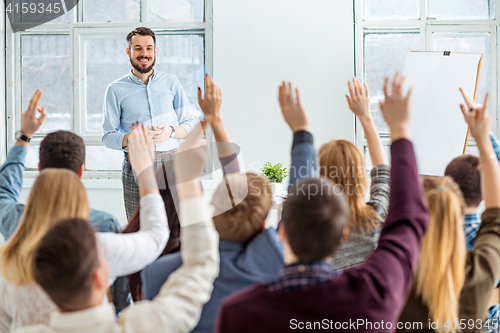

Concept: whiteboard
[[403, 51, 482, 176]]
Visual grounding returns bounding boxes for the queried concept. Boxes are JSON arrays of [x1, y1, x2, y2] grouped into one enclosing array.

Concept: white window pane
[[364, 32, 421, 134], [148, 0, 204, 22], [83, 0, 140, 22], [85, 34, 205, 132], [432, 33, 490, 106], [428, 0, 492, 20], [25, 146, 40, 169], [155, 35, 205, 118], [86, 146, 124, 170], [364, 0, 419, 20], [364, 146, 391, 170], [466, 145, 479, 156], [22, 34, 71, 133], [86, 38, 130, 132]]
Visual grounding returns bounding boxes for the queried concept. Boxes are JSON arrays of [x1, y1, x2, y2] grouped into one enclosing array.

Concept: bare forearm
[[360, 116, 388, 166], [210, 118, 234, 158], [477, 136, 500, 209], [174, 126, 188, 139], [122, 134, 130, 148]]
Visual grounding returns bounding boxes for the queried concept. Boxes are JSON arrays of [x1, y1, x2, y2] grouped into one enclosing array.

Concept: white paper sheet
[[403, 51, 482, 175]]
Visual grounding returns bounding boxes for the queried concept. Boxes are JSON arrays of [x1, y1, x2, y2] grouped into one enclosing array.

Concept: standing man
[[102, 27, 197, 221]]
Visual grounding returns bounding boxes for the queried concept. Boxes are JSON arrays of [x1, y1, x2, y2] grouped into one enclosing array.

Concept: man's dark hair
[[127, 27, 156, 46], [445, 154, 482, 208], [282, 178, 350, 262], [32, 218, 98, 312], [39, 131, 85, 174]]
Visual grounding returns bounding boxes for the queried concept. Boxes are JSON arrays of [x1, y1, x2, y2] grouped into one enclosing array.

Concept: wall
[[213, 0, 355, 176], [0, 1, 354, 244]]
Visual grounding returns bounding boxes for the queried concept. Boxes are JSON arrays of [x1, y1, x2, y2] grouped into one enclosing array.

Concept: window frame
[[354, 0, 499, 161], [5, 0, 214, 179]]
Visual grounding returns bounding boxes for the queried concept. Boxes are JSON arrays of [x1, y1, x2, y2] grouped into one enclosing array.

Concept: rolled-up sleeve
[[102, 85, 126, 150], [172, 77, 197, 134]]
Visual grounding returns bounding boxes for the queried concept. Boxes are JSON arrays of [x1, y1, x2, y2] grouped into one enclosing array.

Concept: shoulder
[[89, 209, 121, 233], [106, 74, 132, 93], [221, 284, 267, 310]]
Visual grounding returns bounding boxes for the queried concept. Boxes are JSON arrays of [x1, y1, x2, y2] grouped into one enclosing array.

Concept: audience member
[[216, 73, 429, 333], [398, 90, 500, 333], [0, 99, 169, 331], [15, 122, 219, 333], [320, 79, 390, 270], [140, 79, 318, 332], [0, 91, 130, 312], [122, 75, 240, 301]]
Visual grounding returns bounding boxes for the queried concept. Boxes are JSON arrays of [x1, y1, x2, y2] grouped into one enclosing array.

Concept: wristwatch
[[15, 131, 31, 143], [169, 126, 176, 138]]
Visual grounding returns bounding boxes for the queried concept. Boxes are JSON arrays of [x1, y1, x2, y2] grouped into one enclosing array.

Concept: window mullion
[[141, 0, 148, 24]]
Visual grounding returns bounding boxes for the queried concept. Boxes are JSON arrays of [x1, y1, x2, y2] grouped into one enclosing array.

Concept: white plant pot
[[270, 182, 283, 197]]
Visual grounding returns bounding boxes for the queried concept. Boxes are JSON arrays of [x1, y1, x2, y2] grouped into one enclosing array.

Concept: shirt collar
[[128, 69, 157, 84], [464, 212, 481, 225], [50, 303, 116, 330], [267, 260, 334, 291]]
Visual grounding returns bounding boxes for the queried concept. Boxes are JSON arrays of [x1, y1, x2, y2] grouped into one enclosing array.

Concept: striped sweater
[[331, 164, 391, 270]]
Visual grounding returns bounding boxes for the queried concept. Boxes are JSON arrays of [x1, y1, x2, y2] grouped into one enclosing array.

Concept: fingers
[[197, 87, 203, 106], [37, 107, 47, 124], [459, 103, 469, 121], [28, 89, 43, 114], [364, 83, 369, 98], [392, 72, 401, 95], [405, 87, 413, 102], [379, 101, 385, 113], [459, 87, 475, 108], [348, 81, 355, 98], [295, 88, 301, 105], [383, 77, 389, 97], [353, 79, 361, 95], [346, 95, 352, 108], [482, 93, 490, 113]]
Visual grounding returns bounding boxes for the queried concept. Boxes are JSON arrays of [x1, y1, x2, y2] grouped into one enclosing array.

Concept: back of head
[[0, 169, 89, 285], [416, 176, 466, 333], [32, 218, 99, 312], [282, 177, 350, 262], [212, 173, 272, 243], [40, 131, 85, 174], [318, 140, 381, 232], [444, 154, 482, 208]]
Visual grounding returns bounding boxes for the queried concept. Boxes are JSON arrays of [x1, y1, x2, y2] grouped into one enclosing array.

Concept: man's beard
[[130, 56, 156, 74]]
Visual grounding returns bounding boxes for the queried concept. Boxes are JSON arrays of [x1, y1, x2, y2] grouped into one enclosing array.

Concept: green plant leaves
[[260, 161, 289, 183]]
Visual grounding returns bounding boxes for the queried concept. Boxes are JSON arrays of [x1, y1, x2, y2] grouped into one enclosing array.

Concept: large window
[[6, 0, 212, 177], [355, 0, 497, 167]]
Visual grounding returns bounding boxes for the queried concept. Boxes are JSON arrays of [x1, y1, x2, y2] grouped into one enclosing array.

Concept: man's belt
[[125, 148, 178, 160], [154, 148, 178, 159]]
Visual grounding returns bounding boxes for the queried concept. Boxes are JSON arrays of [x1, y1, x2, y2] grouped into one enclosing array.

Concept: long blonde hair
[[319, 140, 381, 232], [0, 169, 89, 285], [415, 176, 466, 333]]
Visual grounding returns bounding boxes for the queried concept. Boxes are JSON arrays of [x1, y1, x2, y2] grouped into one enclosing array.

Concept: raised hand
[[198, 75, 222, 123], [128, 123, 157, 191], [459, 87, 491, 144], [379, 72, 413, 141], [347, 78, 371, 121], [174, 122, 207, 185], [278, 82, 310, 133], [20, 89, 47, 139]]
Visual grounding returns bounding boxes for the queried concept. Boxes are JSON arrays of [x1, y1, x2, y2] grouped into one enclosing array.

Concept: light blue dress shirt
[[102, 70, 198, 152]]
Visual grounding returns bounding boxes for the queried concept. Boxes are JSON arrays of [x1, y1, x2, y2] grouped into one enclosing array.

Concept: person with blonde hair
[[0, 94, 169, 332], [319, 79, 390, 270], [398, 90, 500, 333]]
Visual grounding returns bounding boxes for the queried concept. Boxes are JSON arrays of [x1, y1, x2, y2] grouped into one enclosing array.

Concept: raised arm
[[458, 89, 500, 327], [198, 75, 239, 174], [121, 123, 219, 333], [97, 125, 169, 281], [278, 82, 318, 190], [0, 90, 46, 239], [347, 79, 387, 166], [351, 73, 428, 308]]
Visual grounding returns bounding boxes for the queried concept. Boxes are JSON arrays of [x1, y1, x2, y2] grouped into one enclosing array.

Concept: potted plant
[[260, 162, 289, 196]]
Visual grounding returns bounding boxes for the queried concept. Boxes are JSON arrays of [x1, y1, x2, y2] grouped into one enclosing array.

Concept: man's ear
[[38, 163, 41, 173], [126, 48, 131, 57], [155, 46, 157, 55], [77, 165, 84, 179], [92, 268, 107, 291]]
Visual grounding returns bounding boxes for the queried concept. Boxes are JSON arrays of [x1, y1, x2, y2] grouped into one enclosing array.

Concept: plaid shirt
[[267, 261, 335, 292], [463, 132, 500, 333]]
